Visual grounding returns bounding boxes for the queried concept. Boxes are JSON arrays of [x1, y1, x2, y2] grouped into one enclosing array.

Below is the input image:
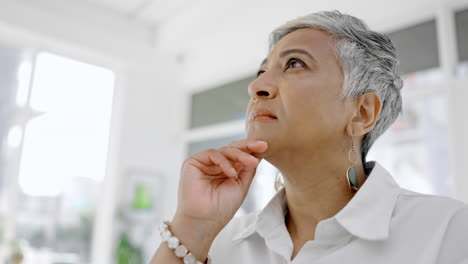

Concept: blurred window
[[16, 52, 115, 264], [19, 52, 114, 195], [367, 92, 451, 196]]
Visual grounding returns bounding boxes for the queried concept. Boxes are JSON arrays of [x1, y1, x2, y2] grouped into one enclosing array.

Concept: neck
[[267, 146, 367, 242]]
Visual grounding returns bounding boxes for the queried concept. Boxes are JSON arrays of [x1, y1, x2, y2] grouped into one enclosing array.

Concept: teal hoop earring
[[346, 142, 360, 191]]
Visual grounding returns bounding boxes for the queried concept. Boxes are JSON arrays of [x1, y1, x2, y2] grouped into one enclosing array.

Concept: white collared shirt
[[208, 161, 468, 264]]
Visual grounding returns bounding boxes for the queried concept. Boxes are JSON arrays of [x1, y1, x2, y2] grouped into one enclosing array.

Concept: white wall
[[449, 77, 468, 203], [0, 0, 152, 63]]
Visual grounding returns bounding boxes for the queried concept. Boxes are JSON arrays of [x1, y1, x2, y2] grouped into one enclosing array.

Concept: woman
[[152, 11, 468, 264]]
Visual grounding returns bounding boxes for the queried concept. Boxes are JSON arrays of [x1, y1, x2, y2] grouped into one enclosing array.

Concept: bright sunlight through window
[[18, 52, 115, 196]]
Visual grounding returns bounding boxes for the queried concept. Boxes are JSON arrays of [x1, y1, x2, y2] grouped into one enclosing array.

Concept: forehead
[[263, 28, 337, 65]]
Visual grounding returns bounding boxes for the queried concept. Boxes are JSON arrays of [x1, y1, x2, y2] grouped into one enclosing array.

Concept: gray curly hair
[[270, 10, 403, 163]]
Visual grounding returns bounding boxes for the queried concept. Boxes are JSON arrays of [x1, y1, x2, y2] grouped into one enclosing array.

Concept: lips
[[249, 109, 278, 121]]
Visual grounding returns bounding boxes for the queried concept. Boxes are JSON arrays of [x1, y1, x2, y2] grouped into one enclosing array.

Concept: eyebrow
[[260, 48, 317, 67]]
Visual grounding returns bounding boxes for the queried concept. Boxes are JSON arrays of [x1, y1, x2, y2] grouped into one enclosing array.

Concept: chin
[[246, 134, 273, 158], [246, 132, 271, 143]]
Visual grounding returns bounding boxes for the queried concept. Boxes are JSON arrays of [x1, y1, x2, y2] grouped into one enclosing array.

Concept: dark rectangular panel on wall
[[455, 8, 468, 62], [387, 20, 439, 74], [190, 76, 254, 129]]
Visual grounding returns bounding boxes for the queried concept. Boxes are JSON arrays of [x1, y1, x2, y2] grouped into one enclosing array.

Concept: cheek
[[283, 95, 322, 134], [283, 87, 343, 134], [279, 69, 345, 125], [282, 79, 323, 119]]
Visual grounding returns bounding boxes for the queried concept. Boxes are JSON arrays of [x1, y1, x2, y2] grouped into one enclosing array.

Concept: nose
[[248, 72, 277, 101]]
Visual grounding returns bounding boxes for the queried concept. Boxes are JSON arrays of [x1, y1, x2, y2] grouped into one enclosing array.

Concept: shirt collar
[[232, 161, 401, 242], [334, 161, 401, 240], [232, 183, 287, 242]]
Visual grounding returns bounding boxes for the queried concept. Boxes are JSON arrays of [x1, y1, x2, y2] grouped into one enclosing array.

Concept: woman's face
[[246, 28, 351, 158]]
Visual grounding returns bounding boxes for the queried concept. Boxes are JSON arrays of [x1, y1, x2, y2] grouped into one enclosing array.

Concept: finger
[[191, 149, 238, 178], [217, 146, 260, 168], [228, 139, 268, 154], [236, 163, 258, 189], [188, 159, 224, 175]]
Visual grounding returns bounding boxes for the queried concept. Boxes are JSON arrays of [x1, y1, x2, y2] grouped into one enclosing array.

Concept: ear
[[346, 93, 382, 137]]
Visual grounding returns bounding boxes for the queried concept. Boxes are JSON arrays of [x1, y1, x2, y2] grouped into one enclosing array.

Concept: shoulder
[[389, 189, 468, 261], [392, 188, 468, 238], [395, 188, 467, 216], [432, 197, 468, 262]]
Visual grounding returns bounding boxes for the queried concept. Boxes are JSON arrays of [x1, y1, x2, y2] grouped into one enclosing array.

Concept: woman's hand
[[167, 139, 268, 261], [175, 139, 268, 230]]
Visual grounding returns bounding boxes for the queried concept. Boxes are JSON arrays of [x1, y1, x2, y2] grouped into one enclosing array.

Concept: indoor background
[[0, 0, 467, 263]]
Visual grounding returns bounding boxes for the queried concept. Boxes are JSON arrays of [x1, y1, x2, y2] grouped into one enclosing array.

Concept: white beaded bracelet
[[160, 220, 206, 264]]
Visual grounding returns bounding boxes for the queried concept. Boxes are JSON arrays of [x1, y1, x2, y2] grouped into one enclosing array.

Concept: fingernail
[[231, 168, 237, 177]]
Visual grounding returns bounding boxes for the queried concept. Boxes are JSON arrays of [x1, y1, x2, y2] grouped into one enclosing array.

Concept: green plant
[[116, 234, 143, 264]]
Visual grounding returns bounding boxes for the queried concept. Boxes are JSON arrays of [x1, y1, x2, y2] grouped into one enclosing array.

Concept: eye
[[256, 70, 265, 78], [285, 58, 304, 70]]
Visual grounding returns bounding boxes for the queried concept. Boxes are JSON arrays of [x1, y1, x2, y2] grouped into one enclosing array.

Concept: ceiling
[[84, 0, 195, 24], [86, 0, 468, 29], [84, 0, 468, 51]]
